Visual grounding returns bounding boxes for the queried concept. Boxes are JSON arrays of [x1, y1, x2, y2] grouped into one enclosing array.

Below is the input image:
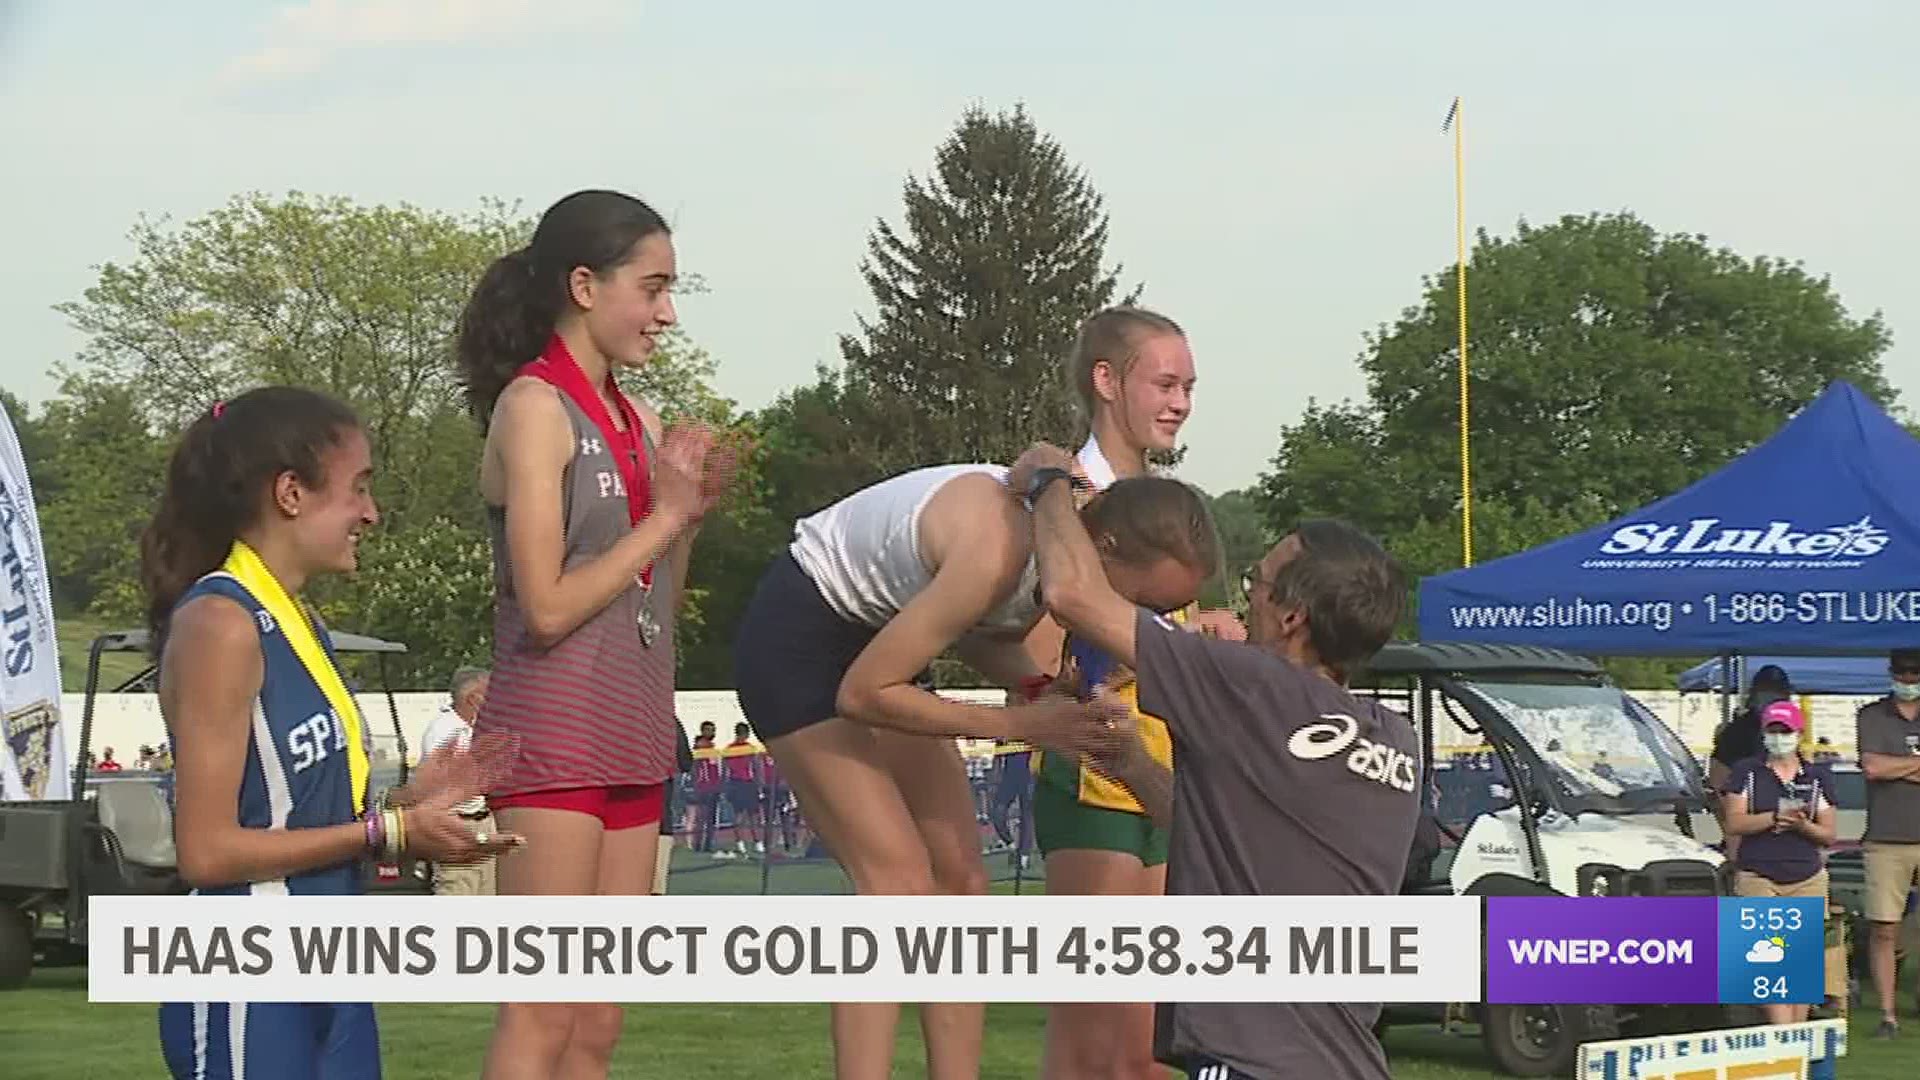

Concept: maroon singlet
[[475, 335, 677, 797]]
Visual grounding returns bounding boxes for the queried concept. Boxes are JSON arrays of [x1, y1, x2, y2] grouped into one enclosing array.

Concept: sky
[[1, 1, 1916, 496]]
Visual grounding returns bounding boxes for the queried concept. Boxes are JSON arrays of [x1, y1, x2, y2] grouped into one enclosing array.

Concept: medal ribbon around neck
[[519, 334, 656, 587], [222, 539, 370, 813]]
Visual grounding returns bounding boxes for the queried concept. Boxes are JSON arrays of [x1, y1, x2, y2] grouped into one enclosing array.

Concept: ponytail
[[141, 411, 237, 651], [139, 387, 362, 652], [454, 248, 562, 428]]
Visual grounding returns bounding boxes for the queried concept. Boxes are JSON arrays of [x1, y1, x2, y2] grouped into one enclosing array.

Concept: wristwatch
[[1022, 466, 1073, 511]]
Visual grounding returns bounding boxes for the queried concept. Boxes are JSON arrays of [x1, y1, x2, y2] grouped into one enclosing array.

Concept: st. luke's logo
[[5, 699, 59, 799]]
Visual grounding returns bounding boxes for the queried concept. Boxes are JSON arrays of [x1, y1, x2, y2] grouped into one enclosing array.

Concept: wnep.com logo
[[1586, 515, 1889, 570]]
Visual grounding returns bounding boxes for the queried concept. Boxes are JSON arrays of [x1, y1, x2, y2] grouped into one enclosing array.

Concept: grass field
[[5, 964, 1910, 1079], [56, 611, 149, 693]]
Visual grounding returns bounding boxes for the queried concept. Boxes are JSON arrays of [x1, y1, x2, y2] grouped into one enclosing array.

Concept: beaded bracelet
[[363, 809, 385, 855]]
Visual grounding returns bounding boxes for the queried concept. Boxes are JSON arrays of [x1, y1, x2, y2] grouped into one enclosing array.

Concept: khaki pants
[[1735, 868, 1848, 1005], [432, 812, 499, 896]]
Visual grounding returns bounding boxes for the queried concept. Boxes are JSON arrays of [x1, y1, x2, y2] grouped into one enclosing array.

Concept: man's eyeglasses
[[1240, 566, 1273, 602]]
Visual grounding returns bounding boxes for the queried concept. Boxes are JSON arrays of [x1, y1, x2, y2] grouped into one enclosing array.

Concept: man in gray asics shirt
[[1011, 444, 1418, 1080]]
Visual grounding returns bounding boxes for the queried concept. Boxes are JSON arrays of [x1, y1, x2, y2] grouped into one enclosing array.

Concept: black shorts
[[733, 551, 879, 742]]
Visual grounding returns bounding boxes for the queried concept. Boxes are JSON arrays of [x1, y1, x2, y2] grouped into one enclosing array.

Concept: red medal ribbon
[[1019, 674, 1055, 702], [518, 334, 655, 586]]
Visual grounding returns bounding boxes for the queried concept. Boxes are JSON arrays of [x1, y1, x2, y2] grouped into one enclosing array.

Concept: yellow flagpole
[[1449, 96, 1474, 567]]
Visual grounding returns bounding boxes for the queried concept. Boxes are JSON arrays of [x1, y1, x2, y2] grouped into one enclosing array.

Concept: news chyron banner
[[1486, 897, 1826, 1007], [91, 896, 1481, 1003]]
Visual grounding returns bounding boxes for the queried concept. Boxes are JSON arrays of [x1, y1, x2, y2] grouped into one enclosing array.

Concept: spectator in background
[[97, 747, 123, 772], [989, 743, 1034, 858], [1719, 700, 1837, 1027], [1859, 648, 1920, 1039], [760, 745, 796, 853], [137, 745, 156, 770], [419, 667, 498, 895], [655, 721, 694, 895], [691, 721, 723, 852], [1711, 665, 1793, 858], [721, 722, 763, 853]]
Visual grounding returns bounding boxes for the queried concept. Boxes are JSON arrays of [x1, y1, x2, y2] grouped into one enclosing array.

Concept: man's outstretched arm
[[1016, 445, 1141, 670]]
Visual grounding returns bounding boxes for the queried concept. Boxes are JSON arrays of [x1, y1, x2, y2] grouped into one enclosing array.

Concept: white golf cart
[[1364, 642, 1759, 1077], [0, 626, 428, 989]]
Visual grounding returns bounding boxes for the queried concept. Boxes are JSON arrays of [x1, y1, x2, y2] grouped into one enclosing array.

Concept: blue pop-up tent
[[1675, 654, 1891, 695], [1417, 381, 1920, 656]]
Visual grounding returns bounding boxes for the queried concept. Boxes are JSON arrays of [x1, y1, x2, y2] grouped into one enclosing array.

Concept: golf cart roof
[[93, 628, 408, 654], [1361, 641, 1602, 679]]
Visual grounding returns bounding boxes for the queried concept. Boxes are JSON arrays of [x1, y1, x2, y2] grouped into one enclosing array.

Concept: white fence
[[56, 687, 1875, 776]]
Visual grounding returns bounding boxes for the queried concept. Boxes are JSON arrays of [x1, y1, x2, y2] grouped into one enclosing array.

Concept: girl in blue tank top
[[142, 387, 520, 1080]]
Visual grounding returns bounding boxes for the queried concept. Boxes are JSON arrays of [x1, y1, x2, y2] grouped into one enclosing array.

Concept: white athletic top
[[790, 464, 1043, 633], [1077, 435, 1119, 493]]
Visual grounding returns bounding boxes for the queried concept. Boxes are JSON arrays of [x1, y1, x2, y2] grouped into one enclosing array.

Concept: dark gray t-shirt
[[1857, 698, 1920, 844], [1134, 610, 1420, 1080]]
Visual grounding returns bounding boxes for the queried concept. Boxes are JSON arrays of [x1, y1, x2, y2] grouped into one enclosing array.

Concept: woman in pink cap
[[1716, 699, 1839, 1025]]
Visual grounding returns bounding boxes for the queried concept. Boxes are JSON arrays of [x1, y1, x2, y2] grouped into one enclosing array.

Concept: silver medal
[[636, 580, 659, 648]]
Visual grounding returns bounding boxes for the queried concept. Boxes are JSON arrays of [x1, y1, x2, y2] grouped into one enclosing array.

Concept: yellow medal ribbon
[[221, 540, 370, 814]]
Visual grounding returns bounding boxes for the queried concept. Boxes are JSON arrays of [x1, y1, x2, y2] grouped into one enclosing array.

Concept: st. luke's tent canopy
[[1416, 381, 1920, 657]]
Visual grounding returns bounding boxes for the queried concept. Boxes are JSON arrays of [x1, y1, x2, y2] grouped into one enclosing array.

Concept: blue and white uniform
[[157, 572, 381, 1080]]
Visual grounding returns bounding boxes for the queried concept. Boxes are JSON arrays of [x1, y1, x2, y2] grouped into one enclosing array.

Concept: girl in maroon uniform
[[456, 189, 736, 1078]]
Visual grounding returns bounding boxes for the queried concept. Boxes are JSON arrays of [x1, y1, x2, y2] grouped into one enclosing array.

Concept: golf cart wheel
[[1483, 1003, 1617, 1077], [0, 906, 32, 989]]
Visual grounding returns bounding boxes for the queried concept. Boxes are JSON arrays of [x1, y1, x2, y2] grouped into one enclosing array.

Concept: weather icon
[[1745, 937, 1786, 964]]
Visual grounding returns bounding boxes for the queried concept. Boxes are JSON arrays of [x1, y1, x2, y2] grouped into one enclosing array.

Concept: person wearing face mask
[[1718, 700, 1837, 1027], [1710, 665, 1793, 861], [1857, 648, 1920, 1039]]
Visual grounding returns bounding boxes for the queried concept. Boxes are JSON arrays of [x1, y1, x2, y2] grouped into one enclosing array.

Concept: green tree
[[840, 104, 1137, 473], [1258, 212, 1893, 684], [671, 369, 888, 687], [29, 377, 168, 615], [1260, 212, 1895, 550], [618, 321, 734, 428], [0, 390, 55, 478], [1197, 487, 1275, 611], [55, 192, 525, 530], [318, 517, 495, 689]]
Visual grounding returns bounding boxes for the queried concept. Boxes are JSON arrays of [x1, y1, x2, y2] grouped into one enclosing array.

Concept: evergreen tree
[[840, 104, 1134, 471]]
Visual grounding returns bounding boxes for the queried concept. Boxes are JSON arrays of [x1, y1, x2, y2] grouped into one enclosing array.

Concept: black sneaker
[[1873, 1018, 1899, 1039]]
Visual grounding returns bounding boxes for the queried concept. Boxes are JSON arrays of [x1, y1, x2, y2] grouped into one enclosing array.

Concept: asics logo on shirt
[[1288, 713, 1418, 793]]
